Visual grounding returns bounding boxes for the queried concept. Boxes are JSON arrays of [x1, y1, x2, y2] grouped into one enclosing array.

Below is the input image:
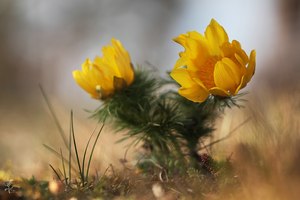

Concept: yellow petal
[[244, 50, 256, 83], [232, 40, 249, 64], [73, 70, 98, 98], [214, 58, 242, 93], [170, 68, 195, 88], [220, 42, 234, 57], [94, 56, 115, 80], [234, 53, 247, 68], [178, 85, 209, 103], [184, 35, 201, 59], [174, 31, 210, 71], [192, 77, 207, 90], [101, 46, 121, 77], [221, 58, 242, 84], [234, 75, 246, 95], [174, 57, 188, 69], [234, 50, 256, 94], [111, 38, 134, 85], [188, 33, 210, 68], [174, 32, 204, 47], [171, 68, 209, 102], [92, 65, 114, 91], [209, 87, 230, 97], [174, 33, 188, 46], [205, 19, 229, 55]]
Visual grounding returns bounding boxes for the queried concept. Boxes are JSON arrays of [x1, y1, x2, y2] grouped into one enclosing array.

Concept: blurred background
[[0, 0, 299, 181]]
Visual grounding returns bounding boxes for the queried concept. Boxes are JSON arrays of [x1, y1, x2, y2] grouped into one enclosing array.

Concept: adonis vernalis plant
[[171, 19, 256, 102], [72, 19, 256, 176]]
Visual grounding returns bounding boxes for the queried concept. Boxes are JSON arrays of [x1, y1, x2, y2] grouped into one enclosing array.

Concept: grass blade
[[43, 144, 77, 172], [39, 85, 68, 149], [43, 144, 61, 158], [70, 111, 84, 185], [82, 126, 97, 184], [199, 117, 251, 150], [68, 117, 72, 186], [49, 164, 62, 181], [85, 123, 104, 182], [60, 148, 68, 185]]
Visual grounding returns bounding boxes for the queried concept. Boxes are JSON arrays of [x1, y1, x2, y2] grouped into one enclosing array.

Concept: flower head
[[171, 19, 256, 102], [73, 39, 134, 99]]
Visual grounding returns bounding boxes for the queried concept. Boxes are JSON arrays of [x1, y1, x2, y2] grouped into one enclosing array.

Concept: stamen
[[96, 85, 102, 99], [96, 85, 101, 92], [198, 57, 219, 89]]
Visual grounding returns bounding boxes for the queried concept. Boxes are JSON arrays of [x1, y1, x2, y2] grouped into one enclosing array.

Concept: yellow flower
[[73, 39, 134, 99], [170, 19, 256, 102], [0, 170, 12, 181]]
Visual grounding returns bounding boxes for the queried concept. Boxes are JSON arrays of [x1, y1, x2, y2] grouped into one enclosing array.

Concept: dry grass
[[212, 88, 300, 200]]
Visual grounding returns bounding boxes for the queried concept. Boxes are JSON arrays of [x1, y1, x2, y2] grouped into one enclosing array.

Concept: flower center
[[198, 57, 218, 89]]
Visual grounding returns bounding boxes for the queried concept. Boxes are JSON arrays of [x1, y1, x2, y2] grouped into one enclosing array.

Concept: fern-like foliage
[[92, 67, 243, 173]]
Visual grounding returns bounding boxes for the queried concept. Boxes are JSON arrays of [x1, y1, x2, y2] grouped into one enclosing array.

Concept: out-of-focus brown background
[[0, 0, 299, 181]]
